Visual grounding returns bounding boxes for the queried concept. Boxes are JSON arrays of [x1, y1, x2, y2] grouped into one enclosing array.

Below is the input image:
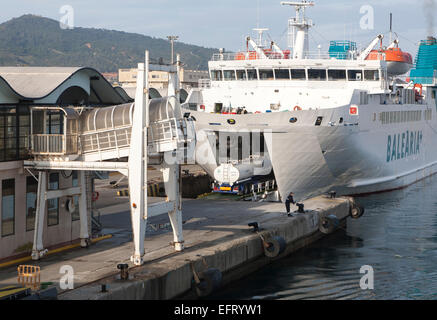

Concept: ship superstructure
[[185, 1, 437, 201]]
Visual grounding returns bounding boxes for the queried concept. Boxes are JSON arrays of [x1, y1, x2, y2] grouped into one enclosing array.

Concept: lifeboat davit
[[366, 47, 413, 76]]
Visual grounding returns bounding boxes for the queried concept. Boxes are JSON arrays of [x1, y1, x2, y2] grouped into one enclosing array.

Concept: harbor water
[[210, 175, 437, 300]]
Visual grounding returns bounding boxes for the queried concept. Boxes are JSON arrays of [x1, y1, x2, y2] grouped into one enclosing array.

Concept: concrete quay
[[56, 195, 356, 300]]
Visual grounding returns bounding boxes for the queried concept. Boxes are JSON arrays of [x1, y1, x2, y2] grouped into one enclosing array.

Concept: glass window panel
[[19, 126, 30, 136], [348, 70, 363, 81], [211, 70, 222, 81], [308, 69, 327, 80], [5, 149, 17, 161], [236, 70, 247, 81], [26, 176, 37, 231], [6, 126, 16, 138], [364, 70, 380, 81], [274, 69, 290, 80], [2, 179, 15, 237], [247, 69, 257, 80], [328, 70, 347, 81], [19, 114, 30, 126], [6, 116, 16, 127], [290, 69, 306, 80], [259, 69, 274, 80], [32, 111, 44, 134], [223, 70, 236, 81], [6, 139, 16, 149]]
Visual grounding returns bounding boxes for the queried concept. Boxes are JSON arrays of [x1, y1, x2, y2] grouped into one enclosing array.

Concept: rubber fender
[[194, 268, 222, 297], [350, 202, 365, 219], [319, 214, 340, 234], [263, 236, 286, 258]]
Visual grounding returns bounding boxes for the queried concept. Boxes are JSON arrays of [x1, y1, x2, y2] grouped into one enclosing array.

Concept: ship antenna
[[281, 1, 315, 59], [389, 13, 393, 44]]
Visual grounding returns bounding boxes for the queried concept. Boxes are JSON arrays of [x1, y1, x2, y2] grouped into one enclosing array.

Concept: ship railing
[[31, 134, 79, 155], [211, 51, 358, 61]]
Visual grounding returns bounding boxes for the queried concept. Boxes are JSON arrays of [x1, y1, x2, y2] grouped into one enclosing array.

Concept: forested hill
[[0, 15, 217, 72]]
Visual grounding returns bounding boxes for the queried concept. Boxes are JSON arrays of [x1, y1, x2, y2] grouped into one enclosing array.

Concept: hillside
[[0, 15, 217, 72]]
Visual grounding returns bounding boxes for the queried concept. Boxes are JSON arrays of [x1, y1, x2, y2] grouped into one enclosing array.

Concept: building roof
[[0, 67, 132, 105]]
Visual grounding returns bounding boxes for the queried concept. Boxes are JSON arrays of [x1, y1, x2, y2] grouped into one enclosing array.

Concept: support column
[[79, 170, 90, 247], [32, 171, 47, 260], [162, 160, 184, 251], [129, 54, 149, 266]]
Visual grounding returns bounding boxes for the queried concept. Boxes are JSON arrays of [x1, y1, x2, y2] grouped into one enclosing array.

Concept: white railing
[[81, 126, 131, 154], [211, 51, 361, 61], [80, 118, 182, 155], [31, 134, 79, 155]]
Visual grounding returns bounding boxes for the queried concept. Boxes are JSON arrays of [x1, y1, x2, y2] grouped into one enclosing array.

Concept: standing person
[[285, 192, 295, 216]]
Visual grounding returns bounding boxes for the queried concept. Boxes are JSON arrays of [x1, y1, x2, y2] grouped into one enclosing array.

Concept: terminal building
[[118, 67, 209, 99], [0, 67, 131, 262]]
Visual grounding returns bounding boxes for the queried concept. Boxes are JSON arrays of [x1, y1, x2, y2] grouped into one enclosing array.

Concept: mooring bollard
[[117, 264, 129, 280]]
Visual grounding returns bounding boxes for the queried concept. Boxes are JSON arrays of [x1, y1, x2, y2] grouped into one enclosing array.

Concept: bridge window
[[211, 70, 222, 81], [328, 70, 346, 81], [348, 70, 363, 81], [236, 70, 247, 81], [308, 69, 327, 81], [291, 69, 306, 80], [247, 69, 258, 81], [223, 70, 236, 81], [364, 70, 380, 81], [259, 69, 274, 80], [1, 179, 15, 237], [274, 69, 291, 80]]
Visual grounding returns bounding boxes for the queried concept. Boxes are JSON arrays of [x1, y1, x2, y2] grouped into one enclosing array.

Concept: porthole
[[289, 117, 298, 123], [227, 119, 236, 125]]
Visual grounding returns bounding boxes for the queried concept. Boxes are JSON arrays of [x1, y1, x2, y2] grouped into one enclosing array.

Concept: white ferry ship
[[184, 1, 437, 201]]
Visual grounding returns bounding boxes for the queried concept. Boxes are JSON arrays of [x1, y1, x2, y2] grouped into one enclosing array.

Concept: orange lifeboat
[[248, 51, 258, 60], [366, 47, 413, 75], [235, 52, 246, 60]]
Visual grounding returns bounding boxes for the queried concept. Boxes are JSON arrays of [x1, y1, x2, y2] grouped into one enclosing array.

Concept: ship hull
[[190, 101, 437, 201]]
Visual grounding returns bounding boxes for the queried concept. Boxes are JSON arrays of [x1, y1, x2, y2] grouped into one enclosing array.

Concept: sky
[[0, 0, 433, 56]]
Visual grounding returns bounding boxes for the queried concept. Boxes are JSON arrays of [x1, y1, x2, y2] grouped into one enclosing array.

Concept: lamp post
[[167, 35, 179, 64]]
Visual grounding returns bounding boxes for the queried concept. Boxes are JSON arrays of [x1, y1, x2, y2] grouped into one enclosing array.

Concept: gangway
[[24, 53, 197, 265]]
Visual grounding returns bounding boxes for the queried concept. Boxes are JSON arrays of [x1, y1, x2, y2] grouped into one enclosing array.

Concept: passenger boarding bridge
[[24, 53, 196, 265]]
